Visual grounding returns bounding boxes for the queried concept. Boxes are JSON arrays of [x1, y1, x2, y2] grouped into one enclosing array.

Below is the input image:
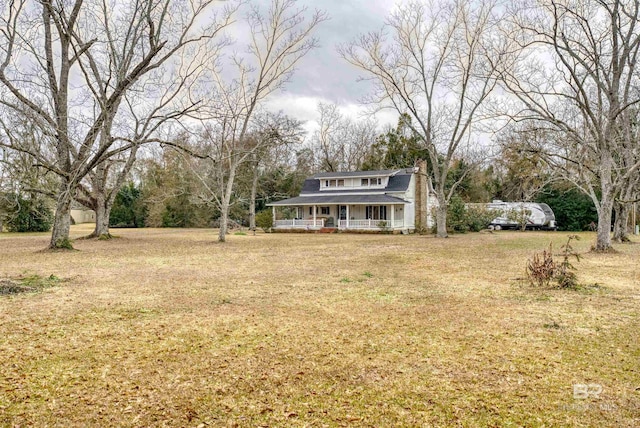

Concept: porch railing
[[274, 219, 324, 228], [338, 219, 404, 229]]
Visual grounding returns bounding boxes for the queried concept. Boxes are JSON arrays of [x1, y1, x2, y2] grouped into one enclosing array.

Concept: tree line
[[0, 0, 638, 252]]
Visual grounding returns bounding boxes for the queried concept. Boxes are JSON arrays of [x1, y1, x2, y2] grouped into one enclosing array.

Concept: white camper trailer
[[487, 200, 557, 231]]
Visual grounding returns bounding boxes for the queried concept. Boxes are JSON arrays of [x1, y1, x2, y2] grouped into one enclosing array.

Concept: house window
[[373, 177, 382, 185], [337, 179, 344, 187], [324, 180, 329, 187], [361, 178, 369, 186], [329, 179, 337, 187], [365, 205, 387, 220], [320, 207, 330, 215]]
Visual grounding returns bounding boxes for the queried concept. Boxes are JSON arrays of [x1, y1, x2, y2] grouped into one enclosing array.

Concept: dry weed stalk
[[526, 243, 556, 287]]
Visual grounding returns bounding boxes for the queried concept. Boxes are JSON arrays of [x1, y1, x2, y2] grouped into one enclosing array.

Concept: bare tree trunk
[[50, 181, 73, 249], [595, 192, 614, 252], [218, 165, 237, 243], [594, 153, 615, 251], [435, 196, 448, 238], [249, 158, 259, 232], [613, 176, 637, 243], [80, 144, 138, 240], [92, 196, 112, 239], [613, 201, 631, 243], [218, 196, 230, 243]]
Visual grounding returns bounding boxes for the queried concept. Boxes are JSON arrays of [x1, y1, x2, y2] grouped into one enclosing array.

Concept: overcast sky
[[253, 0, 400, 134]]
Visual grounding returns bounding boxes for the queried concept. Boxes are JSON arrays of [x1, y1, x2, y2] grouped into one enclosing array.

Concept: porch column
[[390, 204, 395, 229], [313, 205, 317, 227], [272, 206, 276, 227], [346, 205, 350, 229]]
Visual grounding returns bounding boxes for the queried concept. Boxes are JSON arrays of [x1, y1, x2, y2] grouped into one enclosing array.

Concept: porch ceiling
[[267, 194, 409, 206]]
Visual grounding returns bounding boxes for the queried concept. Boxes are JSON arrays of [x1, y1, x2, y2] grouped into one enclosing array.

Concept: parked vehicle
[[486, 200, 557, 231]]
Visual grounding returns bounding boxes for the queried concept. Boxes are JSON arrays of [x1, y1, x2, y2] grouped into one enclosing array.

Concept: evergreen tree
[[109, 183, 146, 228], [536, 185, 598, 232]]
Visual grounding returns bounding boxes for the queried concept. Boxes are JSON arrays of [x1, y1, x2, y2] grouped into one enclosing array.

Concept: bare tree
[[499, 0, 640, 251], [310, 102, 377, 172], [74, 35, 228, 241], [0, 0, 234, 248], [194, 0, 325, 242], [340, 0, 505, 237], [613, 106, 640, 242], [244, 113, 304, 232], [495, 123, 557, 202]]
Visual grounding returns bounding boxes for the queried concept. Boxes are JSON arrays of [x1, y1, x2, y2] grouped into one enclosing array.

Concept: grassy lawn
[[0, 226, 638, 427]]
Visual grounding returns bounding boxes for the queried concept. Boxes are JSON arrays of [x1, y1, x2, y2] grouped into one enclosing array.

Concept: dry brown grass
[[0, 226, 639, 427]]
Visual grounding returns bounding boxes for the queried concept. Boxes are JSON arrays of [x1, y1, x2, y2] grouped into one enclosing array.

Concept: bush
[[377, 220, 391, 233], [446, 195, 468, 233], [442, 195, 501, 233], [555, 235, 581, 289], [6, 196, 52, 232], [526, 236, 581, 289], [464, 205, 500, 232], [255, 209, 273, 232], [526, 243, 556, 287]]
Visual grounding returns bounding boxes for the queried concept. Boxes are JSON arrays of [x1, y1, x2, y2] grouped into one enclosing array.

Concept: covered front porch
[[268, 195, 410, 232]]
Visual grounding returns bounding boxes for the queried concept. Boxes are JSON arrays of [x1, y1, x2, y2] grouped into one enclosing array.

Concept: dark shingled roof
[[300, 178, 320, 193], [312, 170, 403, 179], [300, 172, 412, 195], [268, 194, 410, 206], [385, 173, 412, 192]]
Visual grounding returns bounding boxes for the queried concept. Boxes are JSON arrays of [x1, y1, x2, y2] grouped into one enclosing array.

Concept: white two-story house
[[267, 164, 436, 232]]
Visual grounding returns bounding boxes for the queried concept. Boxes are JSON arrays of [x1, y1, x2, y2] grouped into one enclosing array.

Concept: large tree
[[341, 0, 505, 237], [499, 0, 640, 251], [194, 0, 325, 242], [0, 0, 233, 248]]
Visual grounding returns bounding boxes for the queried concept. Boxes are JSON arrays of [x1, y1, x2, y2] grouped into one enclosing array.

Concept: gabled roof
[[268, 194, 410, 206], [300, 171, 412, 195], [312, 169, 404, 179], [267, 168, 416, 207]]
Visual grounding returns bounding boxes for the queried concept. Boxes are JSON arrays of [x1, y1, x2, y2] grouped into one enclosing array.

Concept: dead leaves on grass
[[0, 274, 63, 296], [0, 230, 638, 426]]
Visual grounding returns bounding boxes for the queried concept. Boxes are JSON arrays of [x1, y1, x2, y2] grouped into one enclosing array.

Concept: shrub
[[526, 235, 581, 289], [555, 235, 581, 289], [465, 205, 501, 232], [441, 195, 501, 233], [505, 205, 532, 231], [526, 243, 556, 287], [377, 220, 391, 233], [446, 195, 468, 233], [255, 209, 273, 232]]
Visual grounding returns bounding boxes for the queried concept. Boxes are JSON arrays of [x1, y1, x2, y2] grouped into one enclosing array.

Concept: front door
[[339, 205, 347, 220]]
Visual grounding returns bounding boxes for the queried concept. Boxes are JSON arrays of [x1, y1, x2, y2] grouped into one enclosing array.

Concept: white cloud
[[240, 1, 403, 136], [265, 93, 399, 137]]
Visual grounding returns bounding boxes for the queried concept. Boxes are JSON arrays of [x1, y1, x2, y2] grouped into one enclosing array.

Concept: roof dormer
[[315, 170, 400, 191]]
